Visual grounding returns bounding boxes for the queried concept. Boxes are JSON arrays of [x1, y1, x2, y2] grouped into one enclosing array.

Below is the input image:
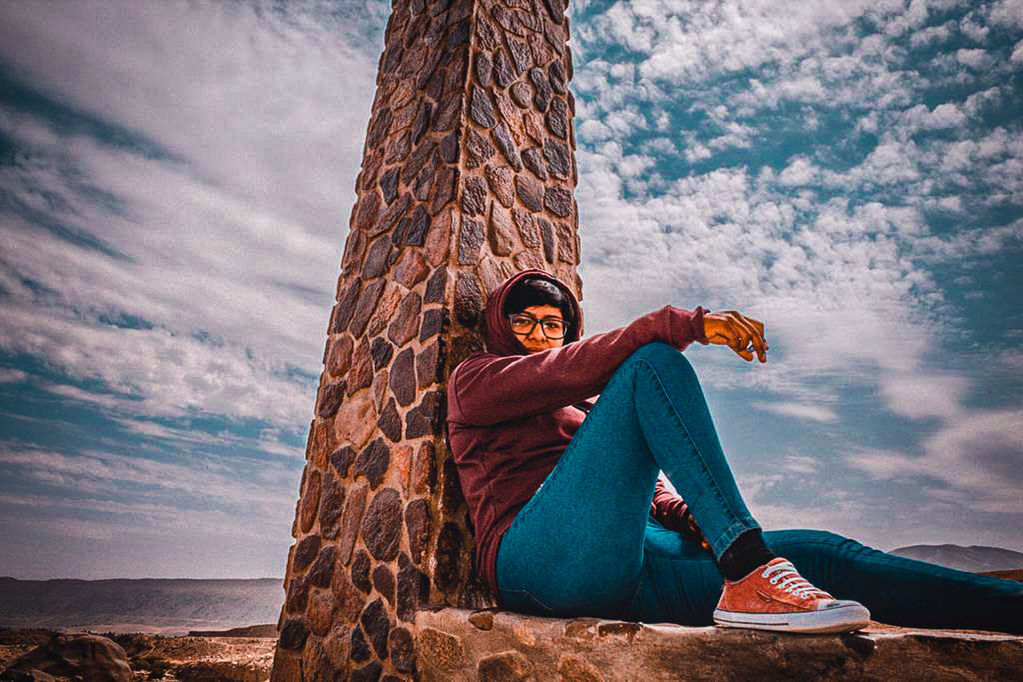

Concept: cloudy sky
[[0, 0, 1020, 580]]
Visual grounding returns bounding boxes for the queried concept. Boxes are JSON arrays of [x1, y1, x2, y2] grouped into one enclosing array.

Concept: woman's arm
[[449, 305, 708, 426]]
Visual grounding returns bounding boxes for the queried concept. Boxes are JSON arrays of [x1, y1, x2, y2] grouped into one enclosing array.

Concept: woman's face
[[511, 304, 567, 353]]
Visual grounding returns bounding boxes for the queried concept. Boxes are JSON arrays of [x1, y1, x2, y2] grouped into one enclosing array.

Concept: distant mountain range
[[0, 577, 283, 635], [890, 544, 1023, 573]]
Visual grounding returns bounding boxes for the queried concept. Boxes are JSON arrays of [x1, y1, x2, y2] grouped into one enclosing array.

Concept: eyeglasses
[[507, 313, 567, 339]]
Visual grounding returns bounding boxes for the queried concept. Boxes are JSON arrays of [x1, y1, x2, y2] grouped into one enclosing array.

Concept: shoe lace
[[761, 560, 831, 600]]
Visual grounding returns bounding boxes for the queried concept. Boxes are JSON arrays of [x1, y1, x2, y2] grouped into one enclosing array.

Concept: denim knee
[[626, 342, 696, 376]]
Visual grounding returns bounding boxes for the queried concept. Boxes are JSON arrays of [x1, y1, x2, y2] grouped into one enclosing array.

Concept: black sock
[[718, 529, 776, 581]]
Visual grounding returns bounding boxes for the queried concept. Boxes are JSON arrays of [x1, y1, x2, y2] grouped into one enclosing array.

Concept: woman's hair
[[502, 277, 576, 336]]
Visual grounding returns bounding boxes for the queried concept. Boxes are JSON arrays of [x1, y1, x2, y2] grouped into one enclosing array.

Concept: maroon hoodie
[[445, 269, 710, 603]]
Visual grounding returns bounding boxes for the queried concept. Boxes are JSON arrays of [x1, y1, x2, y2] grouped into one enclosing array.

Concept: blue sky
[[0, 0, 1020, 579]]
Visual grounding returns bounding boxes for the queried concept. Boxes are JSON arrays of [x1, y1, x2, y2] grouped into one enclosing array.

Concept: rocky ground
[[0, 625, 277, 682]]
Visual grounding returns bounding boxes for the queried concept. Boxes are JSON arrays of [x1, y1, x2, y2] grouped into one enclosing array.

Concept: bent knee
[[627, 342, 693, 372]]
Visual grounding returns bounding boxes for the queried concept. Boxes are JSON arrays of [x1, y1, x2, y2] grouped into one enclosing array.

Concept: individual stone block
[[488, 202, 515, 256], [405, 497, 431, 565], [331, 281, 361, 334], [278, 619, 309, 652], [405, 389, 445, 438], [512, 207, 540, 248], [415, 627, 465, 671], [474, 50, 493, 87], [493, 123, 521, 171], [521, 146, 547, 180], [344, 338, 374, 397], [492, 47, 515, 87], [349, 280, 386, 338], [329, 445, 357, 478], [416, 337, 445, 389], [308, 545, 337, 589], [325, 334, 354, 378], [364, 236, 392, 280], [285, 575, 309, 613], [352, 549, 372, 594], [419, 307, 446, 342], [403, 204, 431, 246], [545, 185, 573, 218], [432, 91, 462, 132], [306, 590, 336, 637], [377, 398, 402, 443], [425, 266, 447, 304], [544, 137, 570, 178], [507, 37, 530, 75], [392, 249, 430, 289], [556, 221, 575, 263], [429, 164, 458, 214], [360, 597, 391, 660], [299, 470, 321, 534], [529, 67, 552, 112], [515, 173, 543, 212], [537, 216, 556, 263], [354, 438, 390, 490], [388, 291, 422, 346], [454, 271, 483, 328], [433, 521, 463, 593], [294, 535, 321, 573], [458, 216, 484, 265], [478, 650, 533, 680], [412, 441, 438, 495], [469, 85, 496, 128], [350, 625, 371, 662], [510, 81, 531, 107], [379, 167, 399, 204], [485, 164, 515, 207], [397, 552, 430, 622], [548, 58, 567, 93], [424, 211, 452, 267], [331, 570, 364, 623], [461, 176, 487, 216], [372, 563, 396, 607], [360, 487, 402, 562], [318, 472, 345, 539], [547, 96, 569, 139], [389, 348, 417, 407], [388, 627, 415, 674], [337, 482, 368, 566]]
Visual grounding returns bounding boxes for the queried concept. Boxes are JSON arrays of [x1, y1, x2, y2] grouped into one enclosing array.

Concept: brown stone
[[454, 271, 483, 328], [474, 50, 493, 87], [330, 570, 364, 622], [425, 210, 452, 267], [412, 101, 432, 146], [310, 417, 335, 470], [354, 190, 382, 232], [374, 190, 413, 238], [461, 176, 487, 219], [510, 81, 531, 107], [406, 389, 446, 438], [523, 109, 545, 145], [548, 58, 567, 92], [306, 590, 336, 637], [318, 471, 345, 539], [493, 123, 521, 171], [432, 91, 462, 132], [557, 655, 604, 682], [439, 128, 459, 164], [510, 207, 537, 247], [529, 67, 552, 112], [547, 96, 569, 139], [393, 249, 430, 290], [278, 619, 309, 651], [372, 366, 389, 414], [469, 610, 495, 630], [545, 185, 573, 218], [416, 337, 445, 388], [513, 249, 545, 271], [389, 347, 416, 407], [372, 563, 396, 608], [352, 549, 372, 593], [419, 306, 447, 342], [315, 379, 347, 419], [388, 627, 415, 674], [285, 575, 309, 613], [388, 291, 422, 346], [377, 398, 402, 442], [337, 482, 368, 565], [326, 334, 354, 377], [329, 445, 356, 478], [384, 129, 412, 164], [429, 164, 458, 214], [412, 441, 438, 495], [434, 521, 462, 592], [544, 0, 567, 23], [340, 230, 365, 277], [271, 650, 302, 682], [397, 553, 430, 622], [299, 469, 321, 534], [521, 146, 547, 180], [350, 625, 371, 662], [492, 47, 515, 87], [365, 281, 401, 339], [405, 497, 431, 565], [370, 336, 393, 371], [487, 203, 516, 256], [379, 167, 400, 205], [556, 221, 575, 263], [294, 535, 321, 573], [332, 280, 361, 333], [458, 216, 484, 265], [538, 216, 556, 263], [515, 173, 543, 212], [346, 337, 374, 396], [360, 597, 391, 660], [349, 279, 386, 338], [361, 487, 403, 562], [493, 87, 520, 128], [425, 265, 448, 304], [415, 627, 465, 671], [478, 255, 514, 296], [402, 141, 437, 188], [308, 545, 337, 589], [485, 164, 515, 207], [465, 128, 496, 169], [469, 85, 496, 128], [478, 650, 534, 681], [544, 137, 570, 178], [492, 5, 522, 36], [354, 438, 390, 490]]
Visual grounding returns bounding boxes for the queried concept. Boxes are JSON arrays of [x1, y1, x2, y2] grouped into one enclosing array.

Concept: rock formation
[[269, 0, 580, 678]]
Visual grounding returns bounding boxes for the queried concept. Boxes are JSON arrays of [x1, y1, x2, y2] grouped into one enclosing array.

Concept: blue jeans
[[496, 342, 1023, 633]]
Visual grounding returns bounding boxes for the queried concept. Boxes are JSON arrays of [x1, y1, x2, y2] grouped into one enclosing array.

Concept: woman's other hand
[[703, 310, 768, 363]]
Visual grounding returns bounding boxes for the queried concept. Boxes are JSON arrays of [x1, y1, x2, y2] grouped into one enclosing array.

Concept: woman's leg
[[621, 523, 1023, 634], [496, 341, 760, 618]]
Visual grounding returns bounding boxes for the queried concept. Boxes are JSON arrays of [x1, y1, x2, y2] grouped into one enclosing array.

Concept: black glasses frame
[[507, 313, 567, 339]]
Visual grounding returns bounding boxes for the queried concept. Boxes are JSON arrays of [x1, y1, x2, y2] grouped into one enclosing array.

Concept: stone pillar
[[270, 0, 580, 678]]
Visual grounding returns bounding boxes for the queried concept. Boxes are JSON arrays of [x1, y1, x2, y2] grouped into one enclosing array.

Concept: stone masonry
[[269, 0, 581, 678]]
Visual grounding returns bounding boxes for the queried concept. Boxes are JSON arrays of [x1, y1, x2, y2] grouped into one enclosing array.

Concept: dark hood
[[482, 268, 584, 357]]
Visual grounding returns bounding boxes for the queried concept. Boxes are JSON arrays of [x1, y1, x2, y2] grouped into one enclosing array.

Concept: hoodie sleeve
[[449, 305, 708, 426], [649, 477, 691, 534]]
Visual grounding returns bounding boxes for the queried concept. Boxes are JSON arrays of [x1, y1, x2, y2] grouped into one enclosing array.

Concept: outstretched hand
[[703, 310, 768, 363]]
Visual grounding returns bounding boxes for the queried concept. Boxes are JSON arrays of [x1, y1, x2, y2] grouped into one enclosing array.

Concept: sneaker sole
[[713, 603, 871, 634]]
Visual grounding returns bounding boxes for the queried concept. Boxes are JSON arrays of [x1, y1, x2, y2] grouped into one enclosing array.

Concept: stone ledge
[[413, 607, 1023, 681]]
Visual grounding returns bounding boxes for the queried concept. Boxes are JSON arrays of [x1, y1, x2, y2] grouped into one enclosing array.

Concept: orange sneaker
[[713, 557, 870, 633]]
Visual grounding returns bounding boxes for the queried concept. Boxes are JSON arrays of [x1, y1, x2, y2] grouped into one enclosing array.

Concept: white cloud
[[754, 401, 838, 423], [956, 47, 992, 69]]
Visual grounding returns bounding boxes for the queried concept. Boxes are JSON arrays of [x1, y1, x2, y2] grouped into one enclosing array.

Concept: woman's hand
[[703, 310, 768, 363]]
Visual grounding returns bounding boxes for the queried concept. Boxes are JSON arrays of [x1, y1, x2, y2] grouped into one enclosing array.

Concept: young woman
[[445, 269, 1023, 634]]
